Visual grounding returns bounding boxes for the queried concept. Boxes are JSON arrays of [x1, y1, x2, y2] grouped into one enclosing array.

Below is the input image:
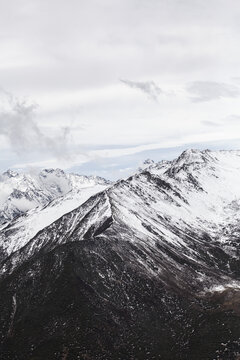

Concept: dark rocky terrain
[[1, 149, 240, 359]]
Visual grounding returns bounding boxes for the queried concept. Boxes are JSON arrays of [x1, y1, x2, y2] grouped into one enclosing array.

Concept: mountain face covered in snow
[[1, 150, 240, 359], [0, 168, 110, 226]]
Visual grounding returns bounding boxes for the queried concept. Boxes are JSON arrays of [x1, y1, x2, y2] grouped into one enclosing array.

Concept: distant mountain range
[[0, 168, 110, 226], [1, 150, 240, 359]]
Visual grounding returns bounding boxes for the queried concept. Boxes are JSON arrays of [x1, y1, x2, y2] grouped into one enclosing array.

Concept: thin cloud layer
[[0, 91, 71, 159], [187, 81, 240, 102], [120, 79, 162, 101]]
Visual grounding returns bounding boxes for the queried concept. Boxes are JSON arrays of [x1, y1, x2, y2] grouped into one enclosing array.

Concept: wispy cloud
[[186, 81, 240, 102], [0, 90, 71, 159], [201, 120, 221, 127], [223, 114, 240, 122], [120, 79, 162, 101]]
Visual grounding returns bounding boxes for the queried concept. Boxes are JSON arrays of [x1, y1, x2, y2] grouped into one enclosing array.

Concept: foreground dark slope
[[1, 149, 240, 359], [1, 239, 240, 360]]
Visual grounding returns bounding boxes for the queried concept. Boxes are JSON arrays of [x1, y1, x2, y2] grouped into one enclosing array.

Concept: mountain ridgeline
[[0, 168, 110, 227], [1, 150, 240, 359]]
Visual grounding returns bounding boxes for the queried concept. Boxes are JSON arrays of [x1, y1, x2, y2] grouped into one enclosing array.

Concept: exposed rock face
[[1, 149, 240, 359]]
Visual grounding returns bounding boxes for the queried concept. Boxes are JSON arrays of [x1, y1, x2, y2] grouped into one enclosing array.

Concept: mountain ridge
[[1, 149, 240, 359], [2, 149, 240, 285], [0, 167, 110, 227]]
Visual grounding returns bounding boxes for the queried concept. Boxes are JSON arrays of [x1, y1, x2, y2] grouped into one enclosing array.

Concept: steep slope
[[3, 238, 240, 360], [1, 149, 240, 359], [0, 168, 110, 226], [0, 183, 109, 261]]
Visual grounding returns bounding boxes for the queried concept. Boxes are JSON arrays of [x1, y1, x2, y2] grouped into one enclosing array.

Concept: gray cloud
[[120, 79, 162, 101], [186, 81, 240, 102], [0, 90, 71, 159]]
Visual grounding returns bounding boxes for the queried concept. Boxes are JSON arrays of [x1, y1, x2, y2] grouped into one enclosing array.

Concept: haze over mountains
[[1, 149, 240, 359]]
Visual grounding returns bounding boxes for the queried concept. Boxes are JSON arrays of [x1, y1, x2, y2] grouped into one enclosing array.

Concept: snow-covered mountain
[[0, 183, 109, 259], [0, 168, 110, 226], [1, 149, 240, 359]]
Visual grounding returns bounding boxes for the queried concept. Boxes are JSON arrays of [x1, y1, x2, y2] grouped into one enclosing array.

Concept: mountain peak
[[175, 148, 211, 164], [39, 168, 66, 178], [2, 169, 19, 178], [143, 158, 155, 165], [138, 158, 155, 172], [2, 149, 240, 359]]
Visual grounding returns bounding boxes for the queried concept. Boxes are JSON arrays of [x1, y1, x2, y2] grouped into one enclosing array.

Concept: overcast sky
[[1, 0, 240, 179]]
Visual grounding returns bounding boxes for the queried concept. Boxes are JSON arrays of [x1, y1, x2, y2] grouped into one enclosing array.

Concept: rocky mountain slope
[[0, 183, 109, 262], [0, 168, 110, 226], [1, 149, 240, 359]]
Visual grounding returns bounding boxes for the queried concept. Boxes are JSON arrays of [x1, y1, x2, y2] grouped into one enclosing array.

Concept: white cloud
[[1, 1, 240, 174]]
